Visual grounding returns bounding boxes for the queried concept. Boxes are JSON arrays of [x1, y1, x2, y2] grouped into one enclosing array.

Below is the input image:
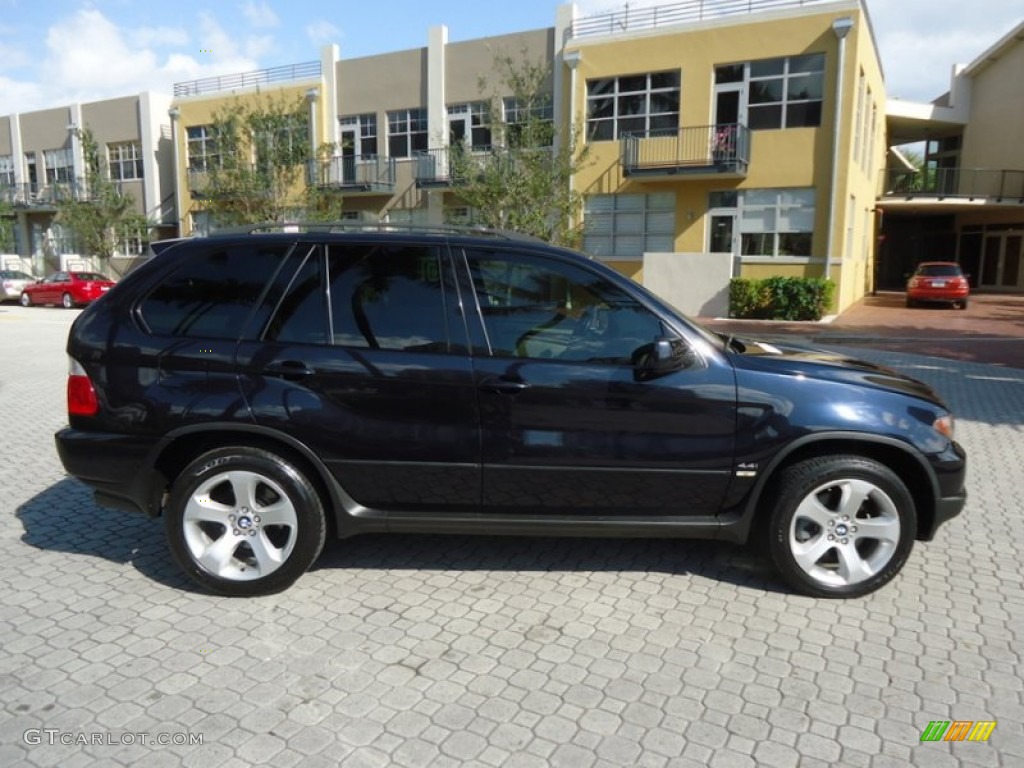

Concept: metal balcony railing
[[621, 123, 750, 177], [173, 61, 321, 97], [882, 168, 1024, 201], [0, 180, 94, 206], [570, 0, 831, 38], [414, 146, 548, 188], [309, 155, 396, 192]]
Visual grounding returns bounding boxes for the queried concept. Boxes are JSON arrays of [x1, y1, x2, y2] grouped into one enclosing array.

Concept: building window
[[583, 192, 676, 260], [108, 141, 143, 181], [0, 155, 13, 187], [253, 115, 309, 173], [339, 114, 378, 156], [711, 188, 815, 257], [387, 108, 428, 158], [448, 102, 491, 150], [503, 97, 554, 147], [186, 125, 219, 171], [44, 148, 74, 184], [716, 54, 824, 130], [586, 71, 680, 141]]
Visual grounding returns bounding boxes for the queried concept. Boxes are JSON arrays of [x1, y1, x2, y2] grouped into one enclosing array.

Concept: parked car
[[20, 271, 116, 308], [1, 270, 36, 302], [55, 226, 967, 598], [906, 261, 970, 309]]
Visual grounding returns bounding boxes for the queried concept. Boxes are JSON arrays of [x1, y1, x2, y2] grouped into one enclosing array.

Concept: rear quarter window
[[139, 243, 291, 339]]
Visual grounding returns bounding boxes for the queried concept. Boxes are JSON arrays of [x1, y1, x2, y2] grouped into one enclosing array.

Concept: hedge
[[728, 276, 835, 321]]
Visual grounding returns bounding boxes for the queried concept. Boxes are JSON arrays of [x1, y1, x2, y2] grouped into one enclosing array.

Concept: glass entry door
[[979, 233, 1024, 290]]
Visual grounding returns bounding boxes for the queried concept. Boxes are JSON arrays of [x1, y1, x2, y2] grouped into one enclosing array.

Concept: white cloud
[[241, 1, 279, 29], [3, 8, 266, 114], [133, 25, 190, 48], [306, 20, 340, 46]]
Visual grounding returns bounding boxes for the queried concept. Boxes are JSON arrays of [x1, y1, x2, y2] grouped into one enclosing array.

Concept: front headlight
[[933, 414, 955, 441]]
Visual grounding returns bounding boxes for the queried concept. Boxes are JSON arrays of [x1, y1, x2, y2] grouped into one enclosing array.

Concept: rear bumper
[[55, 428, 163, 516], [907, 289, 969, 302]]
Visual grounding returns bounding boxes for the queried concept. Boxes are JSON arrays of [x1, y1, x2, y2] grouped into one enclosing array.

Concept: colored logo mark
[[920, 720, 996, 742]]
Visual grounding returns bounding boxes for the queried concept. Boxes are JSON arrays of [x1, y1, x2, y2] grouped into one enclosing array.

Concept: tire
[[957, 300, 968, 310], [164, 447, 327, 596], [20, 292, 31, 307], [62, 292, 74, 309], [904, 298, 915, 308], [766, 455, 916, 598]]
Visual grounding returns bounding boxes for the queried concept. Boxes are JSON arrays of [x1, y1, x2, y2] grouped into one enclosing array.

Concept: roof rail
[[203, 221, 545, 242]]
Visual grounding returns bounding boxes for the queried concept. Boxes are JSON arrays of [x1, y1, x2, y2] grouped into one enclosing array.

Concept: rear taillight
[[67, 358, 98, 417]]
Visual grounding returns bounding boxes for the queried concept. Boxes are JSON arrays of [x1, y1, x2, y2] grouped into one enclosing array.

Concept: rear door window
[[139, 243, 292, 339], [327, 243, 458, 354]]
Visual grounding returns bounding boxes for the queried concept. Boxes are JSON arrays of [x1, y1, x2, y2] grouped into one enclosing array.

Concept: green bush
[[728, 276, 835, 321]]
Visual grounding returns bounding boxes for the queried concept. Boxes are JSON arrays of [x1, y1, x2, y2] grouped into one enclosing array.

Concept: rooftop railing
[[571, 0, 831, 38], [173, 61, 322, 97]]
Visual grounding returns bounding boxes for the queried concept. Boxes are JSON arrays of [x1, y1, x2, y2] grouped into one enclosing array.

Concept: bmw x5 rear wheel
[[165, 447, 326, 596], [767, 456, 916, 598]]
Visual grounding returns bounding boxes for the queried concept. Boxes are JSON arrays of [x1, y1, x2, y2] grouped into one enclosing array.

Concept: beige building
[[879, 21, 1024, 292], [168, 0, 887, 315], [0, 93, 175, 275]]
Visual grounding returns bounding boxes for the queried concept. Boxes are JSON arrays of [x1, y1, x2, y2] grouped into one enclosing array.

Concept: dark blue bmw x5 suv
[[56, 225, 966, 597]]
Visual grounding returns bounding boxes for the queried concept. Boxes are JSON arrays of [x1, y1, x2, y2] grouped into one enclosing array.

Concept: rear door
[[237, 239, 480, 512]]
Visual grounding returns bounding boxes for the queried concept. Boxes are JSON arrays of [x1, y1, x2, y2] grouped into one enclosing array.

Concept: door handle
[[479, 376, 530, 395], [263, 360, 314, 380]]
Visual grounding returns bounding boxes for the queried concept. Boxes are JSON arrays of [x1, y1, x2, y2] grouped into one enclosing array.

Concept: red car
[[19, 271, 116, 308], [906, 262, 970, 309]]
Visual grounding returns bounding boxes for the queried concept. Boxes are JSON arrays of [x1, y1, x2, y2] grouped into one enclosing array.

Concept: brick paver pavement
[[1, 304, 1021, 767]]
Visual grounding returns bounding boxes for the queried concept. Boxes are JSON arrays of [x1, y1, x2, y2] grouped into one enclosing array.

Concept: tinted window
[[264, 248, 327, 345], [916, 264, 963, 277], [140, 244, 290, 339], [73, 272, 108, 281], [466, 250, 665, 364], [328, 244, 451, 353]]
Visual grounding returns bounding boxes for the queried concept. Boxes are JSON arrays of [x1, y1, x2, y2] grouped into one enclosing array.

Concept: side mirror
[[632, 337, 693, 381]]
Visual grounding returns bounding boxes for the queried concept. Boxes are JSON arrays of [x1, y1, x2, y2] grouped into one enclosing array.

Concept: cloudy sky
[[0, 0, 1020, 114]]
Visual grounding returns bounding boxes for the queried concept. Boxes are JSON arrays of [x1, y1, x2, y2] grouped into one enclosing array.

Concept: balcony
[[308, 155, 396, 193], [414, 147, 493, 188], [0, 180, 93, 208], [881, 168, 1024, 202], [621, 124, 749, 179]]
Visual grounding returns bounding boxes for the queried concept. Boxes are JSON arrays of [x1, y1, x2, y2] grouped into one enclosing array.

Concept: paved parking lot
[[1, 303, 1022, 767]]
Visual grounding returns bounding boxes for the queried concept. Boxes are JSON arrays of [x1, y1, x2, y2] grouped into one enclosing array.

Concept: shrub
[[729, 276, 835, 321]]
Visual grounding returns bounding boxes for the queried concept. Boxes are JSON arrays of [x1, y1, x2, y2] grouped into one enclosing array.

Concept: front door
[[461, 247, 737, 517]]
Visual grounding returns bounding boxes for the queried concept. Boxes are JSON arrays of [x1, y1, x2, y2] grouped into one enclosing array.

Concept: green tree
[[56, 128, 150, 271], [198, 96, 317, 226], [446, 51, 589, 246], [0, 199, 14, 253]]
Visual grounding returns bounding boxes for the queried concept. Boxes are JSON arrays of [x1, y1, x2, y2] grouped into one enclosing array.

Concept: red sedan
[[20, 271, 116, 308], [906, 262, 970, 309]]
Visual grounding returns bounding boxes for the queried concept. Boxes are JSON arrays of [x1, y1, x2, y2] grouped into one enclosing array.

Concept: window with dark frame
[[387, 108, 428, 158], [715, 54, 825, 131], [586, 71, 680, 141], [107, 141, 144, 181]]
